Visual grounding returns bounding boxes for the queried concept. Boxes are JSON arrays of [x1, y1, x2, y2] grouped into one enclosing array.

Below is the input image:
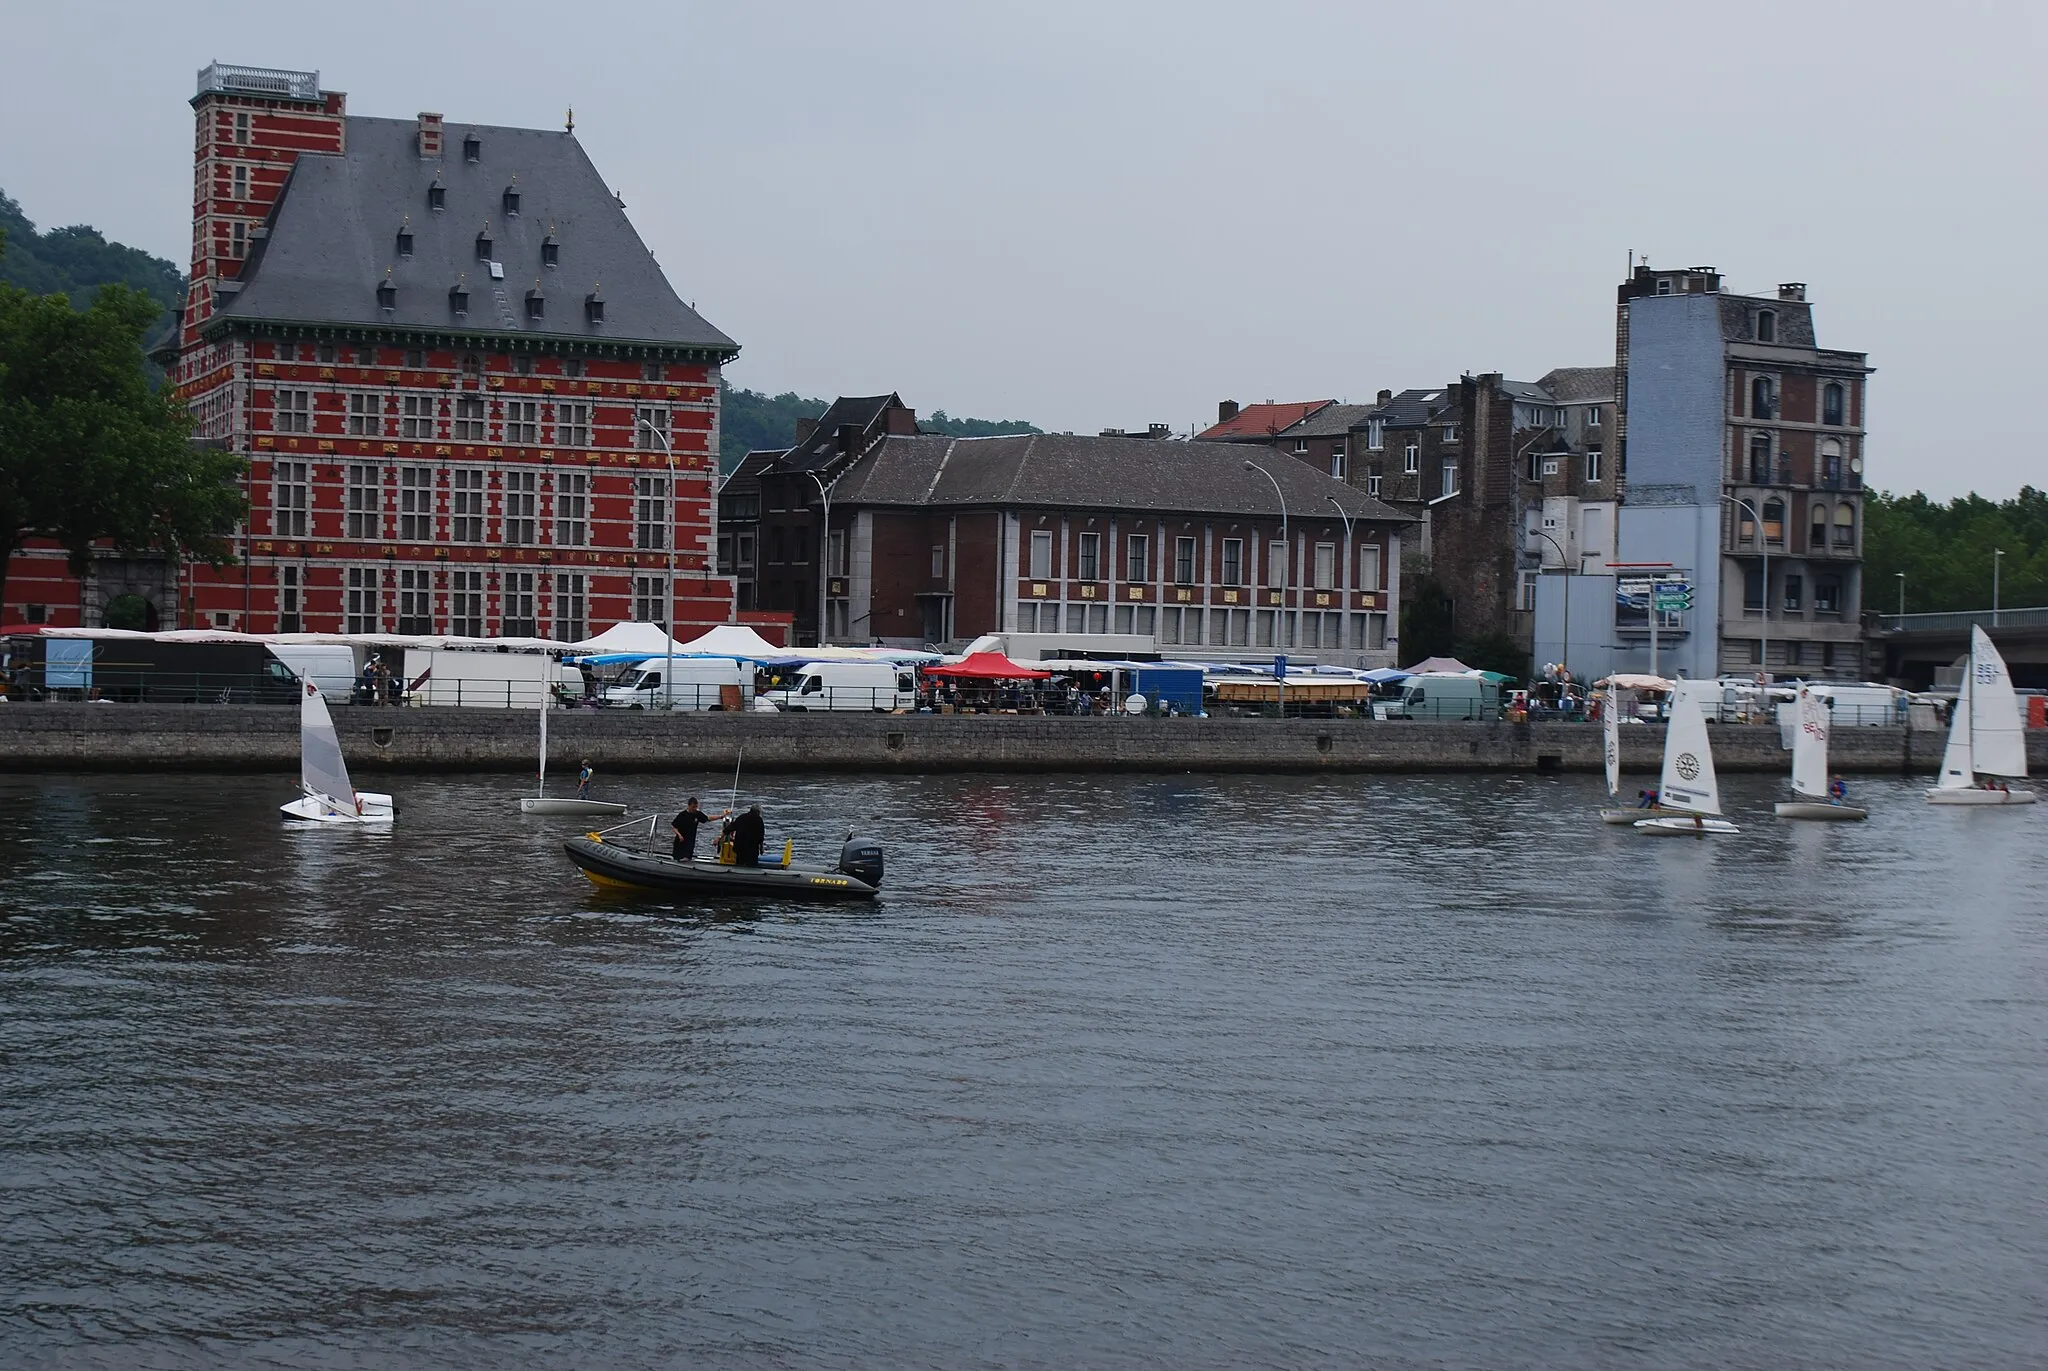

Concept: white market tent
[[568, 622, 695, 656], [674, 624, 784, 659]]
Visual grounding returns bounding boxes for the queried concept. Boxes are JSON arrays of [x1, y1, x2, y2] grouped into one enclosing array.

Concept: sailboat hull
[[1634, 815, 1741, 836], [281, 791, 396, 823], [1925, 786, 2037, 806], [1601, 805, 1685, 825], [1775, 800, 1868, 821], [520, 797, 628, 816]]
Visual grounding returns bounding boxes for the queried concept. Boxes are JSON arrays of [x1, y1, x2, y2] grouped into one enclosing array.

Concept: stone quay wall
[[4, 704, 2029, 775]]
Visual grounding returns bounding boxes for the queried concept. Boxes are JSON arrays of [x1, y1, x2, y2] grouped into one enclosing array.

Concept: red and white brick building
[[5, 62, 744, 641]]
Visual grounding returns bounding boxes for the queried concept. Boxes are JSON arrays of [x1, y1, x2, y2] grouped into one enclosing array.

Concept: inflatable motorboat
[[564, 830, 883, 901]]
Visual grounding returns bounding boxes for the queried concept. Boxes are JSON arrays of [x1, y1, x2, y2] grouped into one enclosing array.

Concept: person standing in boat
[[671, 796, 725, 862], [577, 759, 595, 801], [732, 803, 766, 867]]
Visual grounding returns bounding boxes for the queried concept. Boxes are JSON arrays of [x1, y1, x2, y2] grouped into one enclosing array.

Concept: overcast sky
[[6, 1, 2042, 497]]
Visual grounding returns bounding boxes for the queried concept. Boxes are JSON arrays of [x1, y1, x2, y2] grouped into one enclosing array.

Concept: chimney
[[1148, 423, 1170, 439], [1778, 282, 1807, 301], [1218, 400, 1240, 424], [417, 112, 443, 159], [1377, 389, 1392, 406], [793, 417, 818, 446], [885, 402, 918, 435]]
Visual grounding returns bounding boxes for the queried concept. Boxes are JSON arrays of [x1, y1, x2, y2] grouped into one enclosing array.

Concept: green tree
[[0, 278, 246, 612], [1399, 570, 1456, 663], [1864, 488, 2048, 614], [1453, 628, 1529, 682]]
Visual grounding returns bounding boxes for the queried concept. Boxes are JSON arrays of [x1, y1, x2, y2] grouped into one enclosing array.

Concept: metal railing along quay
[[1873, 606, 2048, 634]]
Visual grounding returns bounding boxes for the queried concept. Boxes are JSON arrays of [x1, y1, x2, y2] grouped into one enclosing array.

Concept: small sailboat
[[518, 699, 626, 816], [1598, 682, 1682, 824], [1634, 694, 1740, 836], [1776, 685, 1867, 820], [1927, 625, 2037, 805], [280, 680, 395, 823]]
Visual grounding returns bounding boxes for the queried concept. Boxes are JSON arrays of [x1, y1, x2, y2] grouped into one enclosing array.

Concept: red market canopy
[[923, 651, 1052, 681]]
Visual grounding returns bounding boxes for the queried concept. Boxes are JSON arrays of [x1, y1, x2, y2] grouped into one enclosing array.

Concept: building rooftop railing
[[1873, 607, 2048, 634], [196, 62, 320, 102]]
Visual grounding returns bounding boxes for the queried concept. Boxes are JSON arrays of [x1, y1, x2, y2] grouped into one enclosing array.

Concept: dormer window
[[462, 131, 481, 163], [427, 181, 445, 212], [449, 281, 470, 315], [525, 287, 545, 321], [541, 234, 559, 268], [503, 183, 520, 217], [396, 225, 414, 258], [376, 275, 397, 311], [475, 227, 493, 261], [584, 292, 605, 325], [1755, 309, 1777, 343]]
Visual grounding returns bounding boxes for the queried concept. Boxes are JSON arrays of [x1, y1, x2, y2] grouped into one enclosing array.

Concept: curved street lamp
[[638, 415, 677, 709], [1246, 460, 1289, 710], [1722, 493, 1768, 678], [1529, 528, 1576, 682], [809, 469, 837, 647]]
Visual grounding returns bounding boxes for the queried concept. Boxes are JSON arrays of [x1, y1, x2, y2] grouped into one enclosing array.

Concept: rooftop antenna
[[565, 106, 575, 133]]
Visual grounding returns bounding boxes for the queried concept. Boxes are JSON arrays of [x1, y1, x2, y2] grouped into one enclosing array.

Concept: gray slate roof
[[1367, 388, 1448, 429], [832, 434, 1412, 523], [765, 394, 904, 476], [1280, 403, 1377, 438], [1536, 366, 1616, 404], [217, 116, 737, 355]]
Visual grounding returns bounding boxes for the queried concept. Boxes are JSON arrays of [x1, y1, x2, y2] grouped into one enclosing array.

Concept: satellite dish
[[1123, 693, 1147, 715]]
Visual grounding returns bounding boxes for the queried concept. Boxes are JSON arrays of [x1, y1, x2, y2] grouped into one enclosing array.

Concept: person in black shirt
[[732, 803, 766, 867], [670, 797, 725, 862]]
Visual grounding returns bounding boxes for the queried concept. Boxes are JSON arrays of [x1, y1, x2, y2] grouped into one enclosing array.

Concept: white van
[[1381, 672, 1499, 721], [266, 644, 357, 702], [762, 661, 917, 712], [1797, 681, 1903, 727], [599, 656, 751, 711], [404, 649, 582, 709]]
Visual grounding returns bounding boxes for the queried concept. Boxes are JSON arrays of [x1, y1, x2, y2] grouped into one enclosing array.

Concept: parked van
[[1796, 682, 1904, 727], [269, 644, 358, 701], [1382, 672, 1499, 721], [762, 661, 917, 712], [599, 656, 751, 711]]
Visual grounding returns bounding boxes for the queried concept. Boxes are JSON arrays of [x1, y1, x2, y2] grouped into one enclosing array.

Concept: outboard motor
[[838, 837, 884, 889]]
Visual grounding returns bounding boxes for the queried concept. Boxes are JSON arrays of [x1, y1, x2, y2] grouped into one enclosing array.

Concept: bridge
[[1868, 606, 2048, 689]]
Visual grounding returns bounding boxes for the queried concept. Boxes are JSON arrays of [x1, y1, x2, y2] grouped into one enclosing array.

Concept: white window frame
[[556, 401, 590, 447], [553, 470, 587, 547], [1403, 442, 1420, 475], [401, 394, 434, 439], [450, 467, 485, 543], [399, 466, 434, 541], [1585, 446, 1604, 483], [344, 463, 380, 539], [505, 399, 539, 445], [273, 460, 309, 537], [453, 394, 486, 441], [274, 389, 311, 434], [503, 469, 537, 545]]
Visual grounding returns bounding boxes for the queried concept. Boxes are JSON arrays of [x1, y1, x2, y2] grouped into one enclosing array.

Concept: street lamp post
[[1247, 461, 1289, 712], [1530, 529, 1574, 682], [1326, 495, 1354, 642], [1993, 547, 2004, 626], [639, 416, 677, 709], [1722, 494, 1768, 679], [808, 470, 836, 648]]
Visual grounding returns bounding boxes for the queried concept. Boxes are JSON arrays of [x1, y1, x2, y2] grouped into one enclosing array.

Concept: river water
[[2, 768, 2044, 1368]]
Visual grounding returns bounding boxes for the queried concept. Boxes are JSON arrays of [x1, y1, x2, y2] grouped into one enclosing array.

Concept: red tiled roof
[[1195, 400, 1335, 442]]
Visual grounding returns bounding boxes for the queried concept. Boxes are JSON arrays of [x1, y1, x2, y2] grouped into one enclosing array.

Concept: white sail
[[1791, 686, 1831, 798], [1658, 695, 1722, 815], [1935, 640, 1976, 790], [1603, 683, 1621, 798], [1967, 625, 2029, 778], [536, 698, 549, 796], [299, 682, 355, 809]]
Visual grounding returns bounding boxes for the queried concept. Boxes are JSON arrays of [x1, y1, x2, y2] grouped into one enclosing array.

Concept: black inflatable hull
[[563, 836, 880, 901]]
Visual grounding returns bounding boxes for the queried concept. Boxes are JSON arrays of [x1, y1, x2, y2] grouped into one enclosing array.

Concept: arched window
[[1810, 501, 1828, 552], [1755, 310, 1777, 343], [1736, 502, 1757, 543], [1819, 438, 1843, 486], [1834, 503, 1856, 547], [1762, 499, 1785, 544], [1822, 382, 1844, 426], [1751, 376, 1775, 419], [1748, 432, 1772, 483]]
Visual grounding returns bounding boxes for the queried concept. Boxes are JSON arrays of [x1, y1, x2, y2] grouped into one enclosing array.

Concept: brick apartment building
[[811, 432, 1412, 662], [4, 62, 741, 640]]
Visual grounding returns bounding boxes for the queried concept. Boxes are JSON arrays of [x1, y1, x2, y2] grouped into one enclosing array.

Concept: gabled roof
[[1498, 379, 1555, 405], [831, 433, 1411, 523], [1196, 400, 1335, 442], [216, 115, 737, 357], [1280, 403, 1376, 439], [1536, 366, 1616, 404], [763, 394, 906, 476], [1367, 388, 1448, 429]]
